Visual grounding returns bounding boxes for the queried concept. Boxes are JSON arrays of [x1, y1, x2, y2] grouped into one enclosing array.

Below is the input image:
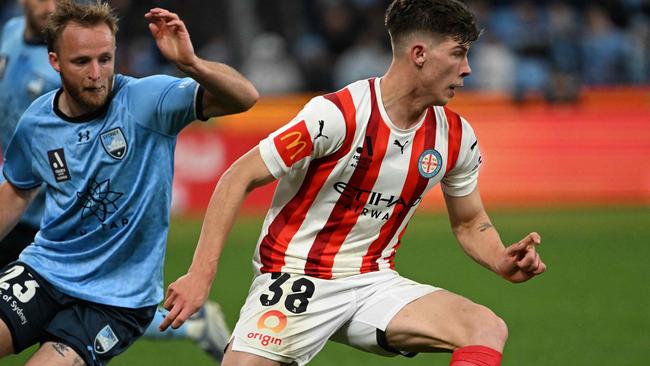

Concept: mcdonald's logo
[[274, 120, 313, 166]]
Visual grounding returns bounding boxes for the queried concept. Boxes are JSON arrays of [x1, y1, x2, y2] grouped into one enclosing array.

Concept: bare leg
[[25, 342, 86, 366], [385, 290, 508, 353], [0, 318, 14, 357], [222, 342, 288, 366]]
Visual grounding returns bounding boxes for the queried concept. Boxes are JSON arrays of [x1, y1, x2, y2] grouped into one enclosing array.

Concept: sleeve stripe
[[443, 107, 463, 173], [322, 87, 356, 161], [194, 85, 208, 121]]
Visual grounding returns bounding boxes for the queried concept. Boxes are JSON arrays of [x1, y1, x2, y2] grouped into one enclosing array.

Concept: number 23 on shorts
[[0, 264, 40, 303]]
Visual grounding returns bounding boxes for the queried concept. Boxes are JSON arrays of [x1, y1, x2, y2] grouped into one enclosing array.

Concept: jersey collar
[[53, 88, 113, 123]]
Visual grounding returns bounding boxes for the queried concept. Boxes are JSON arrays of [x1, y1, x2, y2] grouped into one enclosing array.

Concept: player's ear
[[410, 43, 426, 68], [48, 51, 61, 73]]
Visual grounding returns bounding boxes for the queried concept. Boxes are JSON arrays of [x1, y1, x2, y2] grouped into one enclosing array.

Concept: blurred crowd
[[1, 0, 649, 102]]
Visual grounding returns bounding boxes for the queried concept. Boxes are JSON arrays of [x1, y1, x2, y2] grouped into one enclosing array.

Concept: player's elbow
[[450, 220, 473, 242], [219, 163, 265, 195], [231, 83, 259, 113], [242, 85, 260, 111], [219, 163, 246, 189]]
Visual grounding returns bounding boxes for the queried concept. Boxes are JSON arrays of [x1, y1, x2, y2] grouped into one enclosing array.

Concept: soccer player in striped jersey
[[0, 1, 258, 365], [164, 1, 546, 365]]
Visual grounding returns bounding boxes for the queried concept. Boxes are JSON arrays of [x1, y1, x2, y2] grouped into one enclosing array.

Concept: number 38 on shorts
[[259, 272, 315, 314]]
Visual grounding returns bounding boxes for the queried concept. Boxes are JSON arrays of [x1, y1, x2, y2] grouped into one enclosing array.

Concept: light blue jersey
[[2, 73, 206, 308], [0, 17, 60, 227]]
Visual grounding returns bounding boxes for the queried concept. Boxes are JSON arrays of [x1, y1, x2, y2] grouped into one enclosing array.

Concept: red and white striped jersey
[[256, 78, 482, 279]]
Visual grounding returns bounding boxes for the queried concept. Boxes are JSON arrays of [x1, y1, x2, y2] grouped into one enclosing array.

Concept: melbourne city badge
[[417, 149, 443, 178]]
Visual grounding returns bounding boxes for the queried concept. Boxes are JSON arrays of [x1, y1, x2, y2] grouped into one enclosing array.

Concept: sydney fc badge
[[94, 325, 119, 354], [100, 128, 128, 160]]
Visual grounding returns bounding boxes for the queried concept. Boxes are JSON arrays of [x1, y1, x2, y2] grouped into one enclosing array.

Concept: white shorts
[[230, 271, 440, 365]]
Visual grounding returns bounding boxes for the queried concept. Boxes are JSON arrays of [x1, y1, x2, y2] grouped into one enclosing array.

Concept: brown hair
[[45, 0, 119, 52], [385, 0, 480, 46]]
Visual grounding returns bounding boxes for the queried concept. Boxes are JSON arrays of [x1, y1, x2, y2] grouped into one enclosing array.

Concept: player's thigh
[[0, 317, 13, 357], [223, 342, 286, 366], [385, 290, 507, 352], [230, 273, 356, 365], [330, 272, 437, 358], [25, 341, 86, 366]]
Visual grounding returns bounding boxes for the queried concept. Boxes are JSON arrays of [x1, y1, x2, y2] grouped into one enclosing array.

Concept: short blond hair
[[45, 0, 119, 52]]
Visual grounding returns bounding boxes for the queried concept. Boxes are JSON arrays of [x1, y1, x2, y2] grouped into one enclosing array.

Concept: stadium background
[[1, 0, 648, 364]]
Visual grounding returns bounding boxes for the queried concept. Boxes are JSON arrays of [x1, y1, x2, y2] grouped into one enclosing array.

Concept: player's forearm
[[452, 216, 506, 274], [188, 167, 247, 279], [0, 182, 36, 240], [188, 148, 273, 277], [178, 57, 259, 117]]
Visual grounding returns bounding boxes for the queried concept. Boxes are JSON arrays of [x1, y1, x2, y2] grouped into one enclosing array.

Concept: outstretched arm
[[0, 181, 38, 241], [444, 187, 546, 283], [145, 8, 258, 117], [159, 147, 275, 331]]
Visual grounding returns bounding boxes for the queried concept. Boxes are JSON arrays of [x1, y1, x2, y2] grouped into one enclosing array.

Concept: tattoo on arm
[[478, 222, 493, 232]]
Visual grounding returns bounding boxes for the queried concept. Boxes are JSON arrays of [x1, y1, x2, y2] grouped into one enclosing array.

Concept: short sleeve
[[258, 96, 346, 179], [2, 119, 41, 189], [127, 75, 203, 136], [441, 117, 482, 197]]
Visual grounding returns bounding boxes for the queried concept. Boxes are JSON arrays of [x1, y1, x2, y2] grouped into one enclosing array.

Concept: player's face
[[50, 22, 116, 114], [421, 36, 472, 105], [23, 0, 56, 34]]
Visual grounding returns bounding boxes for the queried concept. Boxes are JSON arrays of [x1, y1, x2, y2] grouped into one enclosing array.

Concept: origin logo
[[246, 332, 283, 347]]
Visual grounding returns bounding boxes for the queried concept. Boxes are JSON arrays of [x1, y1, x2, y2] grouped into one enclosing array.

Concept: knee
[[464, 306, 508, 351]]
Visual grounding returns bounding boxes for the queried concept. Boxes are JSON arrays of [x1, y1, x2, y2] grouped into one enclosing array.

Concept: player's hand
[[145, 8, 197, 69], [495, 232, 546, 283], [159, 271, 212, 331]]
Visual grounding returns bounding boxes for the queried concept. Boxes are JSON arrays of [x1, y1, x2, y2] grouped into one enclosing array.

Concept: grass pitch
[[5, 206, 649, 365]]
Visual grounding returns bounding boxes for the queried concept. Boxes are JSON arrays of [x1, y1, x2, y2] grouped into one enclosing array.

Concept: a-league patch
[[94, 324, 119, 354], [47, 148, 71, 182], [418, 149, 443, 178], [100, 128, 128, 160]]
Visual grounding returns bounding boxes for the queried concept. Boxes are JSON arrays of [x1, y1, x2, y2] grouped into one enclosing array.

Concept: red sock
[[449, 345, 502, 366]]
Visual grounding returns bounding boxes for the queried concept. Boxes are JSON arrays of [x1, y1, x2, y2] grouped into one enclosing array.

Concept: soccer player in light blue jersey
[[0, 1, 258, 365], [0, 0, 60, 268], [0, 0, 233, 362]]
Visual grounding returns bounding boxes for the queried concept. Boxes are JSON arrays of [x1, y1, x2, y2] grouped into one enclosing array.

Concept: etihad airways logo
[[333, 182, 423, 221], [273, 121, 313, 167], [333, 182, 422, 208]]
